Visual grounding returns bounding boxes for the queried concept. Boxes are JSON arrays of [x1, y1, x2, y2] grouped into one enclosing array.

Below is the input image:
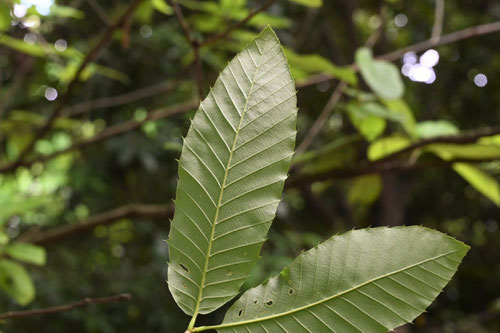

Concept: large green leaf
[[197, 227, 468, 332], [167, 27, 297, 317]]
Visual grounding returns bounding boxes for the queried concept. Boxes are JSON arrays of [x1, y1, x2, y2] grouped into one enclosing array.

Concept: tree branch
[[4, 0, 145, 171], [0, 294, 132, 320], [287, 157, 500, 188], [0, 100, 198, 173], [431, 0, 445, 43], [297, 21, 500, 88], [295, 81, 347, 155], [200, 0, 279, 47], [62, 80, 180, 117], [170, 0, 204, 98], [19, 204, 173, 245], [374, 125, 500, 164]]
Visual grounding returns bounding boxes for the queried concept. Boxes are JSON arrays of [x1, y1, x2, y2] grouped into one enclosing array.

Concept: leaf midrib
[[191, 37, 270, 319], [194, 249, 461, 331]]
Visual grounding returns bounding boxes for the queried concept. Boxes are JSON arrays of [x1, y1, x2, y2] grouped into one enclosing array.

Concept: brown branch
[[374, 125, 500, 164], [170, 0, 204, 98], [19, 204, 173, 245], [295, 81, 347, 155], [431, 0, 445, 43], [62, 80, 180, 117], [0, 293, 131, 320], [86, 0, 112, 26], [297, 21, 500, 88], [3, 0, 145, 171], [287, 156, 500, 188], [0, 100, 198, 173], [200, 0, 279, 47]]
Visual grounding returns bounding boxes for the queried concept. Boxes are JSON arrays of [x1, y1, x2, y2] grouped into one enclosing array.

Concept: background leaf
[[356, 47, 404, 100], [167, 27, 297, 316], [0, 259, 36, 306], [5, 243, 47, 266], [215, 227, 468, 333]]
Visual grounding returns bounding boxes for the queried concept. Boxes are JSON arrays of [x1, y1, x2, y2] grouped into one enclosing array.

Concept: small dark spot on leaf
[[238, 309, 243, 316], [266, 300, 273, 306], [289, 289, 294, 295], [180, 264, 189, 272], [253, 300, 258, 304]]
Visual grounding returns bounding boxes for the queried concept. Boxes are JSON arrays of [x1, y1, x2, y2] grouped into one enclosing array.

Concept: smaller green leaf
[[287, 0, 323, 7], [0, 259, 35, 306], [5, 243, 47, 266], [152, 0, 173, 15], [0, 35, 46, 57], [0, 3, 11, 32], [346, 103, 386, 141], [356, 47, 404, 100], [284, 48, 357, 84], [453, 163, 500, 207], [383, 99, 416, 137], [426, 143, 500, 160], [0, 231, 8, 245], [348, 175, 382, 206], [429, 145, 500, 207], [49, 4, 85, 19], [416, 120, 459, 139], [368, 135, 411, 161]]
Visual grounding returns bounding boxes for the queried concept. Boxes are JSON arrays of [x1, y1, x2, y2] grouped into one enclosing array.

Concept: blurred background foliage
[[0, 0, 499, 332]]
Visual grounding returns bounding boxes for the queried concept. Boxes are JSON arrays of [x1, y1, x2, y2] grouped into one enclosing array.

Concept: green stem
[[187, 315, 197, 332]]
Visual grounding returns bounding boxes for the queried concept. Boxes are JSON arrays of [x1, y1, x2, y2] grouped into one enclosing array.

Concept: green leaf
[[426, 143, 500, 160], [346, 103, 386, 141], [284, 48, 357, 85], [453, 163, 500, 207], [348, 175, 382, 206], [383, 99, 416, 137], [206, 227, 468, 333], [5, 243, 47, 266], [368, 136, 411, 161], [0, 259, 36, 306], [416, 120, 459, 139], [0, 35, 46, 57], [152, 0, 173, 15], [49, 4, 85, 19], [0, 231, 8, 245], [356, 47, 404, 100], [0, 3, 11, 32], [167, 27, 297, 316], [426, 145, 500, 207], [287, 0, 323, 7]]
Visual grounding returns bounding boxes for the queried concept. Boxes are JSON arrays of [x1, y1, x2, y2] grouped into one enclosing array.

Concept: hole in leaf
[[238, 309, 243, 316], [180, 264, 189, 272], [266, 300, 273, 306], [289, 289, 294, 295], [253, 300, 258, 304]]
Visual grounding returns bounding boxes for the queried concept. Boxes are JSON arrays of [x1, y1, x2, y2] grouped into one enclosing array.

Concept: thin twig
[[170, 0, 204, 98], [200, 0, 279, 47], [19, 204, 173, 245], [0, 100, 198, 173], [86, 0, 112, 26], [62, 80, 180, 116], [295, 81, 347, 155], [5, 0, 145, 170], [0, 294, 132, 319], [431, 0, 445, 43], [297, 21, 500, 88]]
